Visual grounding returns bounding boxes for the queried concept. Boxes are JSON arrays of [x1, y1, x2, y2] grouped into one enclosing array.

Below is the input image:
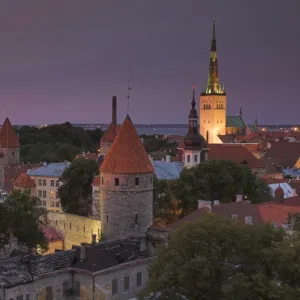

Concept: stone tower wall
[[0, 156, 4, 190], [200, 94, 226, 144], [2, 147, 20, 164], [100, 172, 153, 240]]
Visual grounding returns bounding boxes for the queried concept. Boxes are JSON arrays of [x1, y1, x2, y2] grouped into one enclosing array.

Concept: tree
[[144, 214, 300, 300], [59, 158, 99, 216], [0, 190, 48, 252], [175, 160, 272, 214]]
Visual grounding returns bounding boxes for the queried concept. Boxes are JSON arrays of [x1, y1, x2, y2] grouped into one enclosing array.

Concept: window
[[112, 279, 118, 295], [106, 214, 109, 223], [50, 180, 54, 187], [55, 180, 59, 187], [194, 155, 198, 162], [137, 272, 142, 287], [135, 214, 138, 225], [62, 281, 68, 297], [75, 280, 80, 296], [16, 295, 23, 300], [150, 177, 153, 184], [187, 155, 190, 163], [70, 223, 72, 230], [114, 178, 119, 186], [43, 201, 46, 206], [26, 295, 30, 300], [55, 220, 58, 225], [43, 180, 46, 186], [38, 190, 42, 197], [101, 177, 104, 184], [124, 276, 130, 291], [38, 179, 42, 186], [46, 286, 52, 300], [135, 177, 140, 186], [43, 191, 47, 198], [50, 190, 54, 198], [55, 202, 60, 208], [55, 191, 59, 199]]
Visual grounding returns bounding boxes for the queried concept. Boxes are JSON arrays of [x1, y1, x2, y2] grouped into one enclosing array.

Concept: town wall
[[47, 211, 101, 250]]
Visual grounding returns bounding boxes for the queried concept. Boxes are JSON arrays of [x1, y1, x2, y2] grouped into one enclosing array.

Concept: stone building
[[100, 114, 154, 240], [183, 87, 208, 168], [199, 19, 247, 144]]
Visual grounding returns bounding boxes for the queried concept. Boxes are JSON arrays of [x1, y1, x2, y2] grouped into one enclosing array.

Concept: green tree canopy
[[145, 215, 300, 300], [175, 160, 272, 214], [0, 190, 48, 252], [59, 158, 99, 216]]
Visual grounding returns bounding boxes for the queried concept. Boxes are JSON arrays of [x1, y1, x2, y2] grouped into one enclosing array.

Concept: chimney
[[236, 194, 243, 202], [198, 200, 212, 211], [112, 96, 117, 126], [80, 243, 86, 262], [91, 234, 97, 246], [166, 155, 171, 163], [213, 200, 220, 206]]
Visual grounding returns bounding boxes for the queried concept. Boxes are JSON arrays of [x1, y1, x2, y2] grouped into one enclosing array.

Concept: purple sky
[[0, 0, 299, 125]]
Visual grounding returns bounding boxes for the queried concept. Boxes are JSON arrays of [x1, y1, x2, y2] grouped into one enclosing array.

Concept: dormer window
[[114, 178, 119, 186], [135, 177, 140, 186]]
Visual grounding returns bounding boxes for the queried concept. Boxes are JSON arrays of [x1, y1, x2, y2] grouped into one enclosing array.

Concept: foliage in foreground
[[59, 158, 99, 216], [0, 190, 48, 252], [144, 215, 300, 300]]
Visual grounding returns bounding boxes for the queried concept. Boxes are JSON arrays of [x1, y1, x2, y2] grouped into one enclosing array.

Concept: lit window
[[50, 190, 54, 198]]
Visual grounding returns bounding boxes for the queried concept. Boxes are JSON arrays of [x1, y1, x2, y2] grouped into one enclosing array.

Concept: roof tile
[[100, 115, 154, 174]]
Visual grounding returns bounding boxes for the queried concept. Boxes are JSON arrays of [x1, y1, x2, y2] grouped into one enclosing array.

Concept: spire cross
[[127, 80, 132, 114]]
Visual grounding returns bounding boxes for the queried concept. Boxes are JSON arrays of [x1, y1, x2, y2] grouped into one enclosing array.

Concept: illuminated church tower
[[200, 18, 226, 144]]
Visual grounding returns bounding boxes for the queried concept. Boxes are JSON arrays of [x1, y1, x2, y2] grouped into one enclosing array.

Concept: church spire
[[205, 18, 224, 95]]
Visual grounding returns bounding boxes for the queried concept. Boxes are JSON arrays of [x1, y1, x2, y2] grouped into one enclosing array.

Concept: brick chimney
[[112, 96, 117, 126], [80, 243, 86, 262]]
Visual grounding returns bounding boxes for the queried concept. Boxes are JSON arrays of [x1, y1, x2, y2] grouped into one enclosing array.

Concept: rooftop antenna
[[127, 80, 132, 114]]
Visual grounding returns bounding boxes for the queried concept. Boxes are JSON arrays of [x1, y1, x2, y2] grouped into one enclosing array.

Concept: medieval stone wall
[[2, 147, 20, 164], [100, 172, 153, 240], [47, 211, 101, 250]]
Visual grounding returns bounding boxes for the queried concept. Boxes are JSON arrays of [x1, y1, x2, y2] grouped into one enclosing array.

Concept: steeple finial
[[204, 17, 224, 95], [192, 84, 196, 107], [239, 105, 242, 117], [127, 80, 131, 114]]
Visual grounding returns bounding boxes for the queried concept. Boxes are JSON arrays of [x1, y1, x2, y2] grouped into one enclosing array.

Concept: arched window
[[135, 214, 138, 225]]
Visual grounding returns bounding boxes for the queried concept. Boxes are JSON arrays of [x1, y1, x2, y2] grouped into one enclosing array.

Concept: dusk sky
[[0, 1, 299, 125]]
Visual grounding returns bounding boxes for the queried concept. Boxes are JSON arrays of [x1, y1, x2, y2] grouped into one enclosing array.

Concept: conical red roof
[[0, 118, 19, 148], [101, 123, 119, 143], [100, 115, 154, 174], [14, 173, 36, 188]]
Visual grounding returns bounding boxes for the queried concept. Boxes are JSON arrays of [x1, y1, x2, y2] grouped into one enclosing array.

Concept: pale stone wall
[[100, 172, 153, 240], [200, 94, 227, 144], [47, 211, 101, 250], [92, 184, 101, 219], [99, 142, 111, 157], [30, 175, 62, 211], [4, 272, 72, 300], [0, 157, 5, 190], [2, 146, 20, 164], [75, 258, 151, 300]]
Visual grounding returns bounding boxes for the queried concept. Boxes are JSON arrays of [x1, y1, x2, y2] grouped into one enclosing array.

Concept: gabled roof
[[0, 118, 19, 148], [75, 152, 98, 161], [152, 160, 183, 180], [100, 115, 154, 174], [226, 116, 246, 128], [100, 123, 119, 143], [27, 162, 70, 177], [14, 173, 36, 188], [208, 144, 265, 168]]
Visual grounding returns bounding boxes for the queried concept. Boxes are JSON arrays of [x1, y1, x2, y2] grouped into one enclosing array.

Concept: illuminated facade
[[200, 19, 246, 144]]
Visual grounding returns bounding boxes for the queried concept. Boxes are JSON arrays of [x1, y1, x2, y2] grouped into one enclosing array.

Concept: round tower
[[100, 115, 154, 240]]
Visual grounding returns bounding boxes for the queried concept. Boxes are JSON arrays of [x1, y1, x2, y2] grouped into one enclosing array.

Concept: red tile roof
[[256, 196, 300, 226], [208, 144, 265, 168], [14, 173, 36, 188], [92, 175, 100, 186], [0, 118, 19, 148], [100, 115, 154, 174], [265, 141, 300, 168], [42, 226, 62, 242], [100, 123, 119, 143]]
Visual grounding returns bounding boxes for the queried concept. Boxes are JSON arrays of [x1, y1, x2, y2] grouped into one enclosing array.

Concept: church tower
[[183, 86, 208, 168], [100, 115, 154, 240], [200, 18, 226, 144]]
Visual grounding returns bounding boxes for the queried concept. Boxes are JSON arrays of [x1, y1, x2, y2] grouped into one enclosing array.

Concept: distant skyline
[[0, 1, 299, 125]]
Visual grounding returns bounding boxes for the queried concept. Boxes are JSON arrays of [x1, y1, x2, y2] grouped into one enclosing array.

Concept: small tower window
[[106, 214, 109, 223], [135, 177, 140, 186], [135, 214, 138, 225], [150, 177, 153, 184], [194, 155, 198, 162], [101, 177, 104, 184], [187, 155, 190, 162], [114, 178, 119, 186], [12, 152, 15, 157]]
